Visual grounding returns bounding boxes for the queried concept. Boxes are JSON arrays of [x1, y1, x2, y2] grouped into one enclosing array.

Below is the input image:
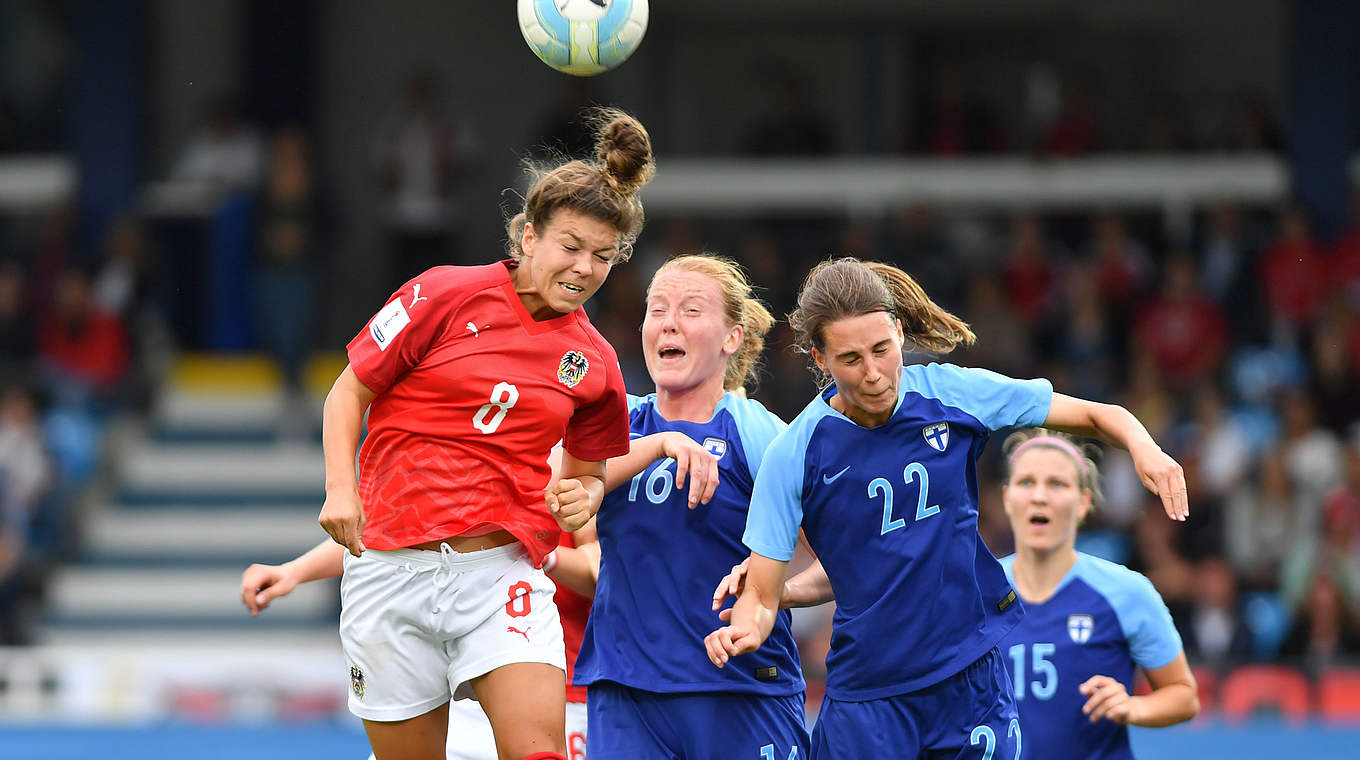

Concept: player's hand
[[1079, 675, 1140, 725], [548, 478, 594, 531], [658, 432, 720, 509], [712, 558, 751, 619], [240, 562, 299, 616], [704, 623, 762, 668], [319, 487, 366, 556], [1129, 443, 1188, 522]]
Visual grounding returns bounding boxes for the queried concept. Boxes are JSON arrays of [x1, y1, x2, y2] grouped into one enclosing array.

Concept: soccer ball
[[517, 0, 649, 77]]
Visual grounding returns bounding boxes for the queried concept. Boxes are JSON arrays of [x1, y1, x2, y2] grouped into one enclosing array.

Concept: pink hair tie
[[1009, 436, 1088, 477]]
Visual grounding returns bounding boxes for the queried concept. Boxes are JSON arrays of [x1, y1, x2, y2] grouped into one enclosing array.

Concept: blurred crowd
[[0, 47, 1356, 686]]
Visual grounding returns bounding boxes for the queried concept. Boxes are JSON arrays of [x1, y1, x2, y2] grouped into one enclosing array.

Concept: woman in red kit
[[318, 108, 654, 760]]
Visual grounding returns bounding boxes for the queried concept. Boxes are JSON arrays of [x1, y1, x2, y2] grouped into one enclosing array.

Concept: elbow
[[1181, 689, 1201, 723]]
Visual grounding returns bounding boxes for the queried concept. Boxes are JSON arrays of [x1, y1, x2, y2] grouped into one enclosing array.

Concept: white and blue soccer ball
[[517, 0, 649, 77]]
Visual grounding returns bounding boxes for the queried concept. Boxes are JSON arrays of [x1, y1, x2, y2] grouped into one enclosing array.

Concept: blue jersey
[[574, 392, 804, 696], [998, 553, 1183, 760], [744, 363, 1052, 700]]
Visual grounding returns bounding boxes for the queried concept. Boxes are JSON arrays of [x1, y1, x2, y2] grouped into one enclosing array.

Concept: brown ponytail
[[788, 257, 975, 360]]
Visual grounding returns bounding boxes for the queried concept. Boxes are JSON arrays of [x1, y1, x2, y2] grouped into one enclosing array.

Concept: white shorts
[[340, 542, 565, 722], [364, 699, 588, 760]]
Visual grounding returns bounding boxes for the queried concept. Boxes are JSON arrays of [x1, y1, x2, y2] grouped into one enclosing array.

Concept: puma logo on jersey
[[822, 466, 851, 485], [410, 283, 428, 307], [507, 625, 531, 642], [467, 321, 479, 337]]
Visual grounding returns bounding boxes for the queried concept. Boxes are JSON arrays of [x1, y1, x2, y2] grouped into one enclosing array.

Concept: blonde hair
[[650, 253, 774, 392], [506, 107, 656, 262], [1001, 428, 1106, 510], [788, 257, 975, 381]]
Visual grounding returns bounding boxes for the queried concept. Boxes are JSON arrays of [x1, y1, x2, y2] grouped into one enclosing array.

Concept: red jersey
[[347, 262, 629, 563], [556, 531, 591, 704]]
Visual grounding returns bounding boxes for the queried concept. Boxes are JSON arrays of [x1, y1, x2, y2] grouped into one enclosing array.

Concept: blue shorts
[[587, 681, 809, 760], [811, 647, 1020, 760]]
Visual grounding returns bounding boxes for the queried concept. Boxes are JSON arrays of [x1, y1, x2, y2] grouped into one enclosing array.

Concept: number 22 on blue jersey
[[868, 462, 940, 535]]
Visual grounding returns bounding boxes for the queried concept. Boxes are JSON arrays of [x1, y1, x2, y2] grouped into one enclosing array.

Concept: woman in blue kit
[[575, 253, 810, 760], [705, 257, 1188, 759], [997, 429, 1198, 758]]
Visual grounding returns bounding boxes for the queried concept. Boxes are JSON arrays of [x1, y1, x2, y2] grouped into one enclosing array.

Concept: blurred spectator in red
[[0, 261, 34, 368], [1181, 557, 1254, 667], [1041, 76, 1101, 156], [1001, 213, 1059, 326], [373, 68, 478, 287], [37, 267, 129, 408], [1260, 206, 1327, 333], [1089, 211, 1153, 338], [740, 62, 833, 155], [1134, 255, 1228, 391], [905, 64, 1006, 155], [170, 94, 264, 191], [1226, 451, 1300, 590]]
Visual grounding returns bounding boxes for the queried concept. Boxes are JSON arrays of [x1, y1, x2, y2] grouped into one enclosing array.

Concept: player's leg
[[809, 693, 922, 760], [922, 648, 1021, 760], [583, 681, 678, 760], [564, 700, 588, 760], [471, 662, 567, 759], [447, 544, 568, 760], [685, 691, 809, 760], [341, 550, 458, 760], [444, 697, 502, 760], [365, 704, 451, 760]]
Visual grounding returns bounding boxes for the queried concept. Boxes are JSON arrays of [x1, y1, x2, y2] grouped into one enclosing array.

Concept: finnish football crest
[[702, 437, 727, 460], [557, 350, 590, 388], [350, 665, 365, 698], [923, 422, 950, 452], [1068, 613, 1094, 644]]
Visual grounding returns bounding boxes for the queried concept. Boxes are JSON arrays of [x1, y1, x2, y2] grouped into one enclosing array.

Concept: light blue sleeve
[[728, 396, 789, 479], [907, 363, 1053, 430], [1081, 557, 1184, 670], [626, 393, 652, 414], [742, 425, 806, 563]]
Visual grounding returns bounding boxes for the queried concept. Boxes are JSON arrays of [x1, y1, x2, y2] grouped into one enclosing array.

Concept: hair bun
[[591, 108, 656, 196]]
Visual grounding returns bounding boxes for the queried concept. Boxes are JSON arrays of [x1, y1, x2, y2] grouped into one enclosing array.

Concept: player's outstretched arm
[[319, 365, 378, 556], [606, 431, 719, 509], [1079, 652, 1198, 727], [240, 539, 346, 615], [1044, 393, 1188, 522], [705, 552, 787, 668], [713, 555, 833, 618]]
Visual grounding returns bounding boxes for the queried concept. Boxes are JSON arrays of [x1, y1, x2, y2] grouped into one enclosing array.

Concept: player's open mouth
[[1029, 515, 1050, 525], [560, 282, 584, 295], [658, 345, 686, 360]]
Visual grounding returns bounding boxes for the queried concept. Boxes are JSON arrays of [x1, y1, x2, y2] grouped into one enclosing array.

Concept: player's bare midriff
[[409, 529, 518, 553]]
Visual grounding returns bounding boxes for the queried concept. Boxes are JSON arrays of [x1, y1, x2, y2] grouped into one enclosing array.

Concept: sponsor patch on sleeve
[[369, 299, 411, 351]]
